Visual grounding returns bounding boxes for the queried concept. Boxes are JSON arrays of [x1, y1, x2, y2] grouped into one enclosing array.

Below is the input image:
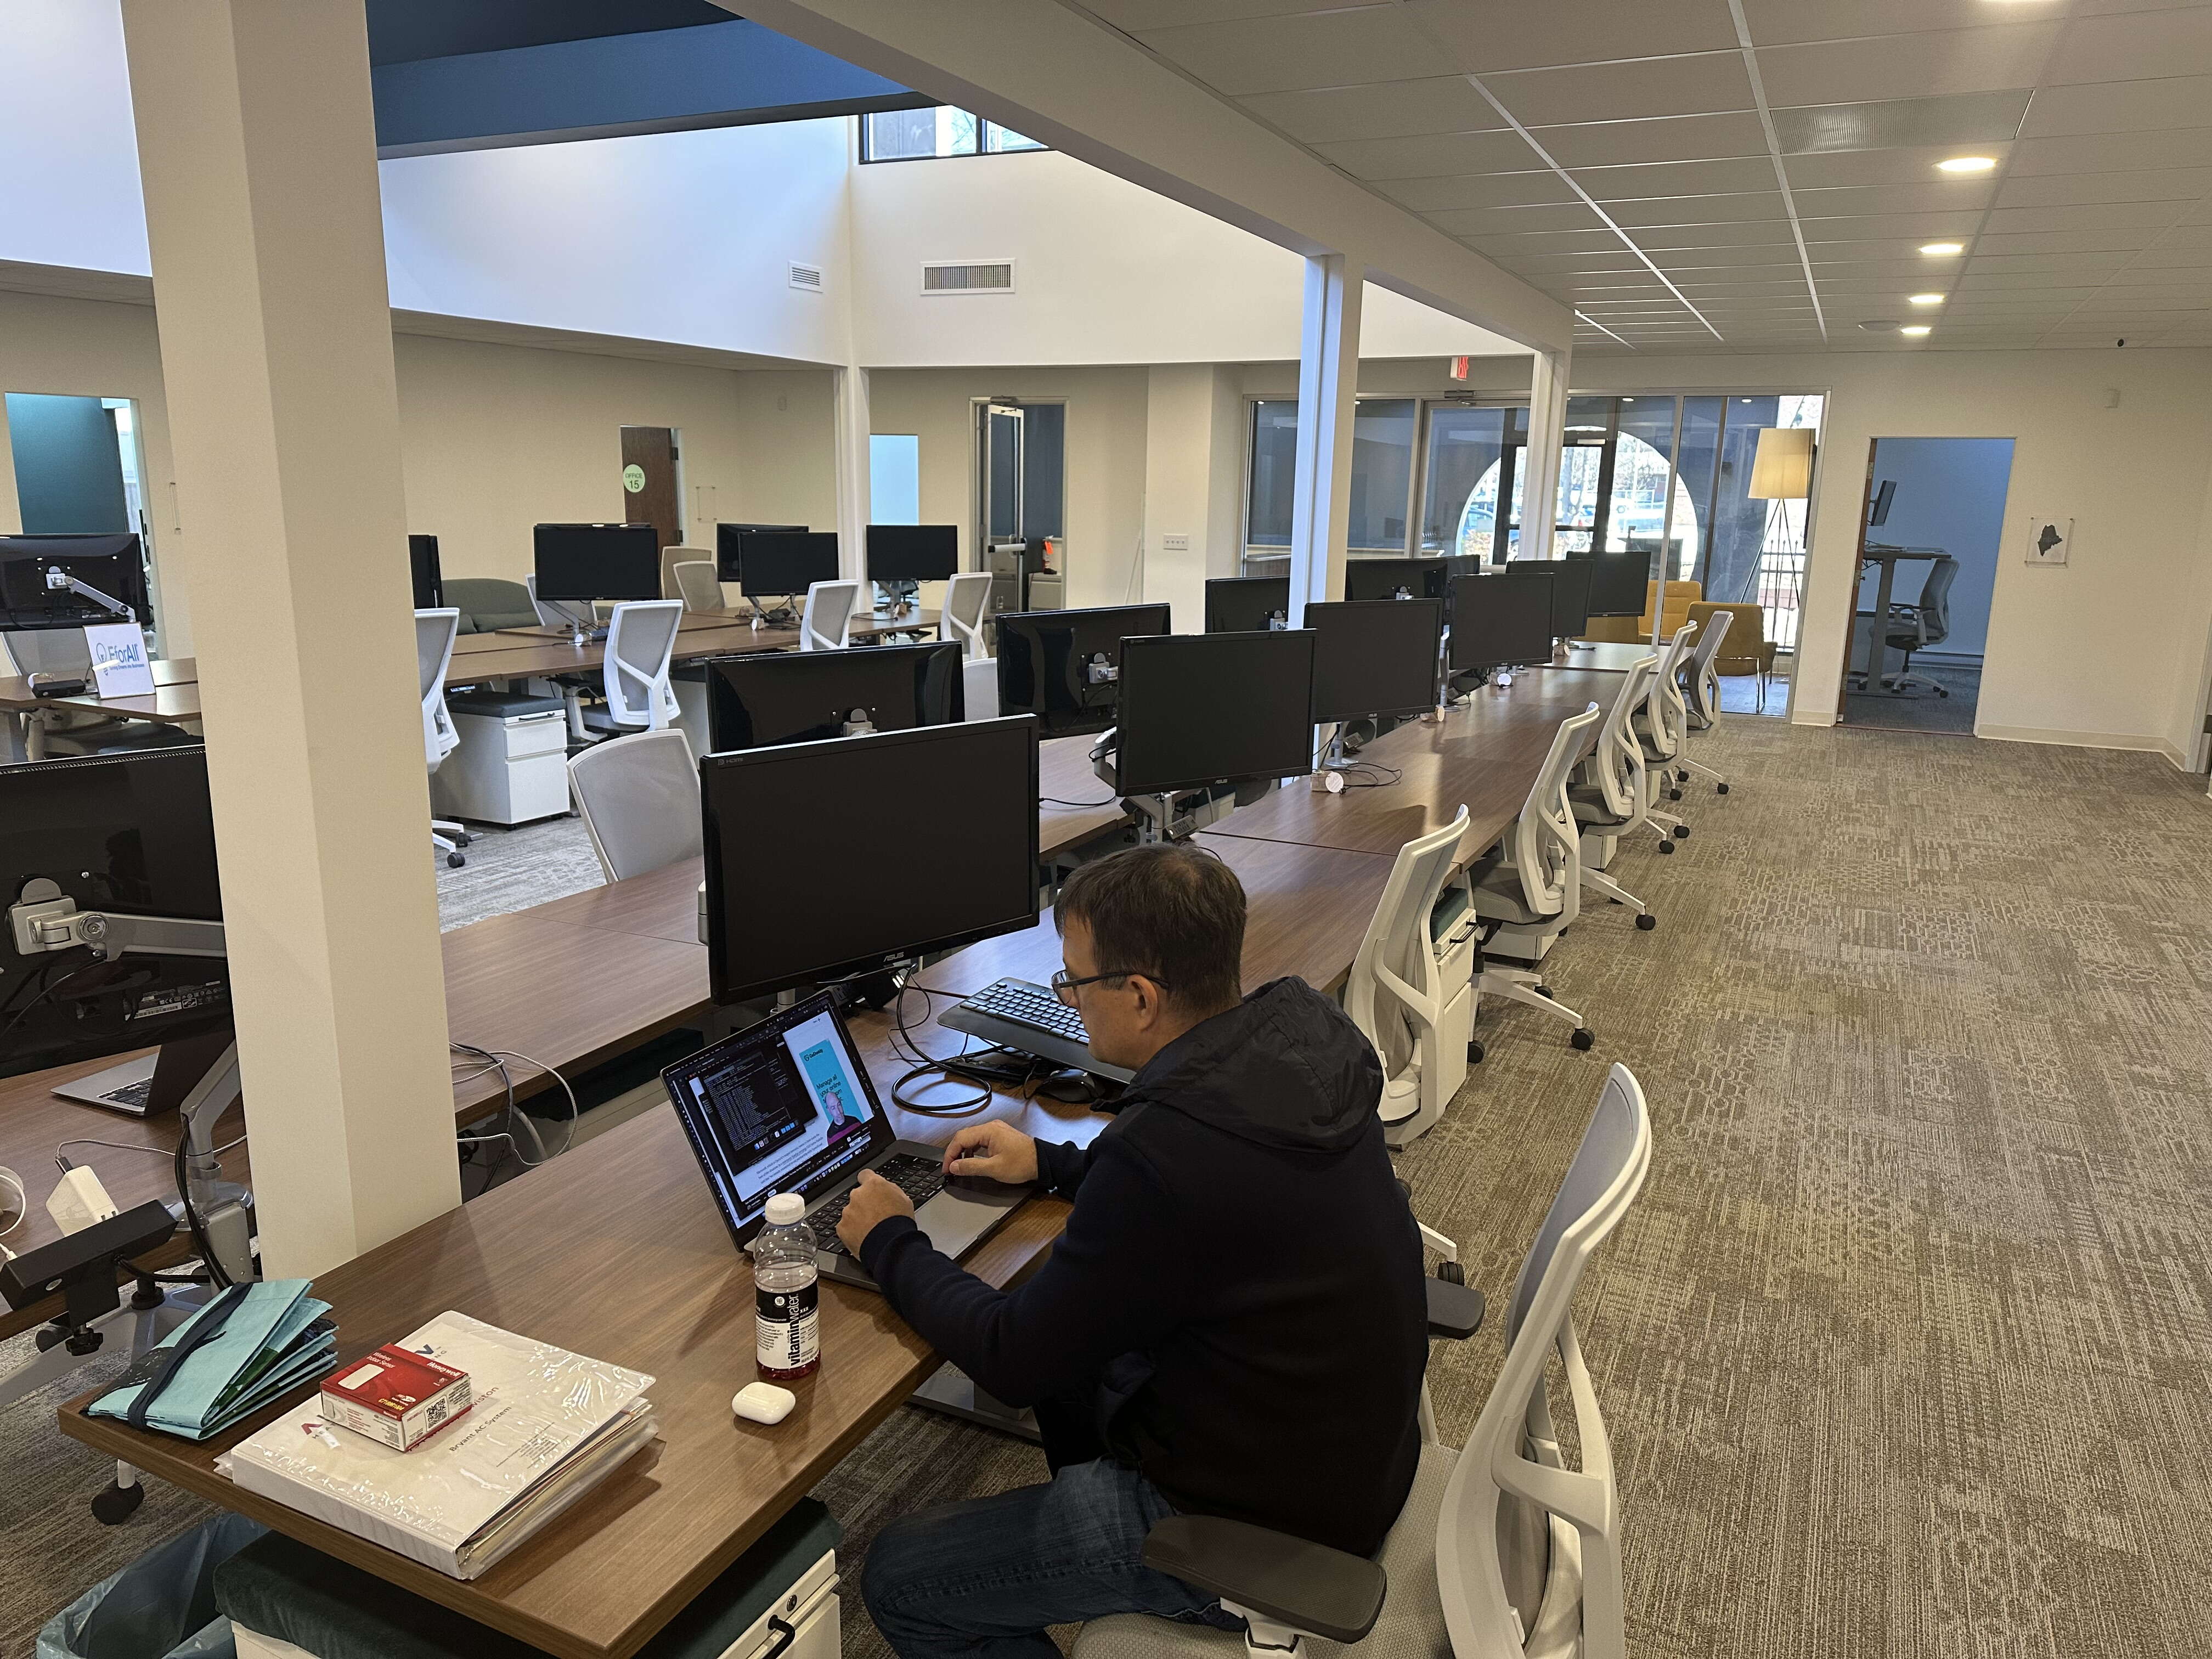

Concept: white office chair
[[671, 560, 724, 614], [567, 727, 702, 882], [659, 546, 712, 601], [1071, 1063, 1652, 1659], [1674, 607, 1734, 795], [415, 607, 470, 869], [1469, 704, 1600, 1046], [1345, 808, 1480, 1148], [1566, 657, 1663, 922], [1630, 623, 1697, 838], [799, 579, 862, 651], [940, 570, 999, 719], [573, 599, 684, 741]]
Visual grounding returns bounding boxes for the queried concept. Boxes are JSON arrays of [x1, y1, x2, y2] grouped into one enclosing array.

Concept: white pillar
[[1287, 254, 1362, 626], [833, 363, 871, 585], [121, 0, 460, 1278], [1522, 346, 1571, 561]]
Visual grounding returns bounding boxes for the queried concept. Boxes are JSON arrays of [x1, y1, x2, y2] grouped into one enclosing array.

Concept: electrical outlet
[[1161, 533, 1190, 552]]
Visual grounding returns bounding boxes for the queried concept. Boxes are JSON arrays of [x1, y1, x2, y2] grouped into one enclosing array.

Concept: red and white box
[[318, 1345, 472, 1452]]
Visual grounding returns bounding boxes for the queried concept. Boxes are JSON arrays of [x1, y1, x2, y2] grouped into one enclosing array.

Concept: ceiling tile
[[1769, 92, 2030, 155], [1739, 0, 2067, 48], [1375, 172, 1579, 212], [1797, 236, 1980, 263], [1132, 8, 1442, 95], [1785, 179, 1996, 216], [1494, 252, 1654, 274], [1959, 268, 2128, 287], [1311, 129, 1540, 180], [1781, 142, 2015, 188], [1477, 228, 1639, 255], [1085, 0, 1392, 28], [1754, 25, 2061, 107], [1482, 52, 1757, 128], [1527, 111, 1771, 168], [1605, 192, 1791, 227], [1428, 203, 1612, 236], [2129, 244, 2212, 264], [1406, 0, 1742, 74], [1570, 157, 1781, 200], [1668, 278, 1820, 294], [1970, 228, 2165, 255], [1965, 248, 2144, 269], [1237, 77, 1509, 145], [1982, 201, 2191, 232], [1808, 257, 1976, 277], [1628, 220, 1800, 249], [2007, 129, 2212, 175], [2017, 75, 2212, 140], [1796, 210, 1988, 240], [2047, 8, 2212, 85], [2165, 223, 2212, 245], [1997, 168, 2212, 208]]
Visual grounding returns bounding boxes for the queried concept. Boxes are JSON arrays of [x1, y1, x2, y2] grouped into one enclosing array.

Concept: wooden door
[[620, 426, 682, 547]]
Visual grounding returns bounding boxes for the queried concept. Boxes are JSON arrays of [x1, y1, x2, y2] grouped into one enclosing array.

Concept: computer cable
[[174, 1128, 230, 1290], [450, 1041, 580, 1170], [60, 1133, 247, 1163], [0, 953, 104, 1052], [885, 977, 994, 1115], [1041, 795, 1118, 808]]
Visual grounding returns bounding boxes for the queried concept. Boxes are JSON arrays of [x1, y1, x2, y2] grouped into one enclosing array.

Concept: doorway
[[1841, 437, 2012, 735], [619, 426, 684, 548]]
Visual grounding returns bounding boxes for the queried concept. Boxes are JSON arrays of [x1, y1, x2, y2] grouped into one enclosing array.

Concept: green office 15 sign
[[623, 464, 646, 493]]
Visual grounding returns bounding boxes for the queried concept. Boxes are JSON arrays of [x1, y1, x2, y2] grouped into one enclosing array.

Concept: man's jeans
[[861, 1457, 1244, 1659]]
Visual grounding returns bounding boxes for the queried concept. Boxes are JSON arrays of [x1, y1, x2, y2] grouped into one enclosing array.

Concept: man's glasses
[[1051, 967, 1167, 1006]]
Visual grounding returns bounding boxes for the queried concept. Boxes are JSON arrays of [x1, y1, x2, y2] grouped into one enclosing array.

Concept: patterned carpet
[[7, 716, 2210, 1659]]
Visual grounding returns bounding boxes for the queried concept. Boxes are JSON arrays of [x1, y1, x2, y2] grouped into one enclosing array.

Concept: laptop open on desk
[[661, 990, 1029, 1290]]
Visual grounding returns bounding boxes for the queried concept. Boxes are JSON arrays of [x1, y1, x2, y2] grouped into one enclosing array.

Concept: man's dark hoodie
[[859, 976, 1429, 1558]]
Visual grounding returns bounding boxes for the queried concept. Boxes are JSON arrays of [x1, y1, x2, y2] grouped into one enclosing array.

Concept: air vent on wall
[[921, 259, 1015, 296], [788, 262, 823, 294]]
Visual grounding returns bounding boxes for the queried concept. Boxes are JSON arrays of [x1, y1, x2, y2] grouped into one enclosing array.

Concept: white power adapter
[[47, 1159, 119, 1236]]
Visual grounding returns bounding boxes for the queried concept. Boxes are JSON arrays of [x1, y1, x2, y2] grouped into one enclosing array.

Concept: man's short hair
[[1053, 843, 1246, 1013]]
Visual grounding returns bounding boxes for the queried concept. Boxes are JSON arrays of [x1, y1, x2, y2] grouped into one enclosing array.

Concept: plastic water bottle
[[752, 1193, 821, 1381]]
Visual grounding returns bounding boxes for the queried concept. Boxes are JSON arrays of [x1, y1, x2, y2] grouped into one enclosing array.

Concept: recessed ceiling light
[[1936, 156, 1997, 173], [1908, 294, 1945, 306], [1921, 242, 1966, 256], [1900, 325, 1933, 336]]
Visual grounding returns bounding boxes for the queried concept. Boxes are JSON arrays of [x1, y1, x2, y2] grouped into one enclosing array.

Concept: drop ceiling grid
[[1069, 0, 2212, 351]]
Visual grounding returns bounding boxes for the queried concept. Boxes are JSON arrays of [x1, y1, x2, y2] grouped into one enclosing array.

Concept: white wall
[[0, 0, 148, 275], [1141, 364, 1244, 627], [1861, 437, 2016, 662]]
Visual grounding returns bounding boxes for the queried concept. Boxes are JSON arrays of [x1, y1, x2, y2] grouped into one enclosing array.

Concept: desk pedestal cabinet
[[433, 692, 571, 826]]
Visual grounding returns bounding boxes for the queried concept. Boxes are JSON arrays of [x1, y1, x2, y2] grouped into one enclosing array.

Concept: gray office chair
[[442, 578, 537, 635], [415, 607, 470, 868], [671, 561, 724, 614], [940, 571, 999, 719], [660, 545, 713, 601], [1882, 555, 1959, 697], [576, 599, 685, 740], [1674, 609, 1734, 795], [567, 727, 701, 881], [1073, 1063, 1652, 1659], [1568, 657, 1663, 923], [800, 580, 862, 651]]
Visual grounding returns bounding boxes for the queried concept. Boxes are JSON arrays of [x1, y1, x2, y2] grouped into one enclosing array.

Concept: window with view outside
[[1245, 398, 1417, 552], [862, 108, 1051, 161]]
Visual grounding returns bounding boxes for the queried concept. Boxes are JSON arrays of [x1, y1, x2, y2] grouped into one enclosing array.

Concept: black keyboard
[[808, 1153, 946, 1256], [100, 1076, 154, 1111], [958, 979, 1090, 1045]]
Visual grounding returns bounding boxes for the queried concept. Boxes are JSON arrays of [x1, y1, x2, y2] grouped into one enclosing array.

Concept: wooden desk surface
[[1204, 672, 1617, 866], [0, 658, 205, 722], [1554, 640, 1658, 673]]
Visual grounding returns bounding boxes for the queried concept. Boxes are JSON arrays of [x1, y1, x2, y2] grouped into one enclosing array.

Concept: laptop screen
[[661, 991, 893, 1249]]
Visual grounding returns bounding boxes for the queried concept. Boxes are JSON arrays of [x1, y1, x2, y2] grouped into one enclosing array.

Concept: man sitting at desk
[[835, 842, 1428, 1659]]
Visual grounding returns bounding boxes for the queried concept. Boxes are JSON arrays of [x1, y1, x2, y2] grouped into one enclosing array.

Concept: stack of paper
[[87, 1280, 336, 1441], [218, 1311, 658, 1579]]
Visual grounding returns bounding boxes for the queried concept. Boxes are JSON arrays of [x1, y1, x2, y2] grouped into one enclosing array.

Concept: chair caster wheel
[[1467, 1041, 1484, 1064], [1570, 1028, 1595, 1051], [1436, 1260, 1465, 1285], [1534, 985, 1553, 999], [92, 1481, 142, 1525], [1667, 788, 1683, 801], [1636, 913, 1656, 930], [447, 852, 466, 868], [1935, 687, 1949, 698], [1676, 770, 1689, 783], [1673, 825, 1690, 838], [1658, 840, 1675, 854], [1717, 783, 1730, 794], [455, 832, 473, 847]]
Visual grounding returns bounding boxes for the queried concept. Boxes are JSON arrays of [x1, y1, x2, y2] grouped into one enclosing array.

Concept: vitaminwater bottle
[[752, 1193, 821, 1381]]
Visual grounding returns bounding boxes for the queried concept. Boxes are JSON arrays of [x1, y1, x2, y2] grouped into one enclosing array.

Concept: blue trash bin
[[38, 1515, 268, 1659]]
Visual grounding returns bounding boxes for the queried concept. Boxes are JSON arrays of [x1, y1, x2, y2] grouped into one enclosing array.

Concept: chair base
[[1478, 967, 1593, 1049]]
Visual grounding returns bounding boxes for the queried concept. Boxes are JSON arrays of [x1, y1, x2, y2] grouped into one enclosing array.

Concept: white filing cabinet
[[431, 689, 569, 826]]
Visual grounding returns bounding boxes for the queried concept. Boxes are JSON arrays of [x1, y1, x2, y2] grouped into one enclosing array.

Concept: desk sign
[[85, 623, 155, 698]]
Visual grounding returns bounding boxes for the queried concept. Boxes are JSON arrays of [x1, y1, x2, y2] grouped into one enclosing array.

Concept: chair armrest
[[1426, 1272, 1485, 1340], [1142, 1516, 1387, 1645]]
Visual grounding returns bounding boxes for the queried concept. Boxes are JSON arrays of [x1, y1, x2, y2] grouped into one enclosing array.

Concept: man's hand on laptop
[[941, 1120, 1039, 1185], [836, 1169, 915, 1255]]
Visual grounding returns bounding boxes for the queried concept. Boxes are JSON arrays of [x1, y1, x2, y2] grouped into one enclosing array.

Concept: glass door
[[978, 401, 1024, 548]]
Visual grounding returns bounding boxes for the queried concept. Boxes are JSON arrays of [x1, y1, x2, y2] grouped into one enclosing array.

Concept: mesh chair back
[[414, 607, 460, 766], [672, 561, 724, 613], [1915, 556, 1960, 647], [660, 546, 711, 600], [801, 580, 862, 651], [1681, 607, 1734, 726], [940, 572, 993, 656], [1586, 657, 1658, 820], [568, 728, 701, 881], [1504, 705, 1600, 921], [1345, 806, 1470, 1083], [603, 600, 684, 729]]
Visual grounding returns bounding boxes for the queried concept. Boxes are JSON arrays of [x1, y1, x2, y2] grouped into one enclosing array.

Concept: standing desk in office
[[0, 658, 205, 759], [1853, 548, 1946, 693]]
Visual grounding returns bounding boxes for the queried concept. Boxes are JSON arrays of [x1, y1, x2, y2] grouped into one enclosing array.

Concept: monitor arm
[[1082, 653, 1119, 686], [1091, 732, 1198, 844], [43, 565, 136, 623], [9, 879, 225, 962]]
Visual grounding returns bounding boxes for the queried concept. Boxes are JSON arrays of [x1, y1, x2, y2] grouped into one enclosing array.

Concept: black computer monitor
[[706, 641, 964, 752], [1204, 577, 1291, 634], [715, 523, 808, 583], [1, 746, 230, 1084], [532, 524, 662, 605], [701, 717, 1041, 1004], [1448, 572, 1555, 673], [1579, 553, 1648, 618], [0, 534, 150, 631], [1306, 599, 1443, 724], [1869, 479, 1897, 527], [1516, 556, 1592, 637], [866, 525, 959, 584], [1342, 559, 1449, 603], [408, 535, 444, 610], [994, 603, 1171, 738], [1113, 631, 1316, 797], [734, 532, 840, 599]]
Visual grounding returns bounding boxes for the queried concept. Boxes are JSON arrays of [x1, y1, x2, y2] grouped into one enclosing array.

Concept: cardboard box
[[319, 1345, 472, 1451]]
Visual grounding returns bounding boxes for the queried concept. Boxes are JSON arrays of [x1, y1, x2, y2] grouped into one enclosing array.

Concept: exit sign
[[1449, 356, 1471, 381]]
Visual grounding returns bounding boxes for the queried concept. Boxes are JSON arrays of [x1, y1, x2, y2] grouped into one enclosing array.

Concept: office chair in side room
[[1882, 555, 1959, 697], [1568, 657, 1664, 924], [1674, 606, 1734, 795], [1070, 1063, 1652, 1659], [672, 560, 725, 614], [1345, 808, 1480, 1148], [573, 599, 684, 742], [567, 727, 702, 882], [415, 607, 471, 868], [1469, 704, 1601, 1048], [1629, 623, 1697, 834], [939, 570, 999, 720], [800, 579, 862, 651]]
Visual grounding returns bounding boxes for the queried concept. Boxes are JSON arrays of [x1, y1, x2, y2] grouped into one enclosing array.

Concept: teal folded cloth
[[87, 1279, 336, 1441]]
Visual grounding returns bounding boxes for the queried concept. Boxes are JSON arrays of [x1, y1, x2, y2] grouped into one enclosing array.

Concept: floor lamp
[[1745, 427, 1814, 632]]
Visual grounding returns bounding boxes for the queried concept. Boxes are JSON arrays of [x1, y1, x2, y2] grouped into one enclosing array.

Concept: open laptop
[[661, 990, 1029, 1290]]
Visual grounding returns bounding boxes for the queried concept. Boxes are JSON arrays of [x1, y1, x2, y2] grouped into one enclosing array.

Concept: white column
[[1521, 346, 1571, 561], [1286, 254, 1362, 626], [833, 363, 871, 585], [121, 0, 460, 1278]]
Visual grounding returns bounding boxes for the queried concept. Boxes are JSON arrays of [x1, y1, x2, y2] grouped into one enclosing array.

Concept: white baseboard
[[1976, 724, 2188, 767]]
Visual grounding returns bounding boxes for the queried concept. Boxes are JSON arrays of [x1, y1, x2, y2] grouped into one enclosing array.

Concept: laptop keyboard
[[960, 979, 1091, 1045], [100, 1077, 154, 1111], [808, 1154, 947, 1257]]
